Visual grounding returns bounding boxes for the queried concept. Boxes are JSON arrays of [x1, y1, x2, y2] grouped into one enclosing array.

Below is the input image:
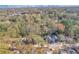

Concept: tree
[[60, 19, 76, 36]]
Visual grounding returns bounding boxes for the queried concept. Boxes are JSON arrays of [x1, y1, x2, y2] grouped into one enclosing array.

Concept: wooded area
[[0, 7, 79, 54]]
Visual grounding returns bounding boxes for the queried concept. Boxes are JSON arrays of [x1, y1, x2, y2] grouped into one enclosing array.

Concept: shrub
[[60, 19, 76, 36], [60, 19, 76, 28], [0, 32, 6, 37], [17, 21, 29, 37], [9, 30, 20, 38], [0, 42, 12, 54], [29, 33, 45, 44], [9, 16, 17, 22], [0, 24, 7, 32], [0, 23, 7, 37]]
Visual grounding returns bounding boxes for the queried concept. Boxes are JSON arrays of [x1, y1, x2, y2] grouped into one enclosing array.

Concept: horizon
[[0, 5, 79, 9]]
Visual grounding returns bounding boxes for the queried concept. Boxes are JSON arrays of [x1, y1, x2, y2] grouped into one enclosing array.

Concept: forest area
[[0, 6, 79, 54]]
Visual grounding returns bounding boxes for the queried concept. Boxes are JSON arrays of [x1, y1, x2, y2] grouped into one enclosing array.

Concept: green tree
[[60, 19, 76, 36]]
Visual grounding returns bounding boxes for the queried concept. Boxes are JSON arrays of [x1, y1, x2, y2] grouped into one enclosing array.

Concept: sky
[[0, 0, 79, 5]]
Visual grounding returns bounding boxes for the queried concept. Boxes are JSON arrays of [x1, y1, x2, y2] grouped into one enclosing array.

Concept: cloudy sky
[[0, 0, 79, 5]]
